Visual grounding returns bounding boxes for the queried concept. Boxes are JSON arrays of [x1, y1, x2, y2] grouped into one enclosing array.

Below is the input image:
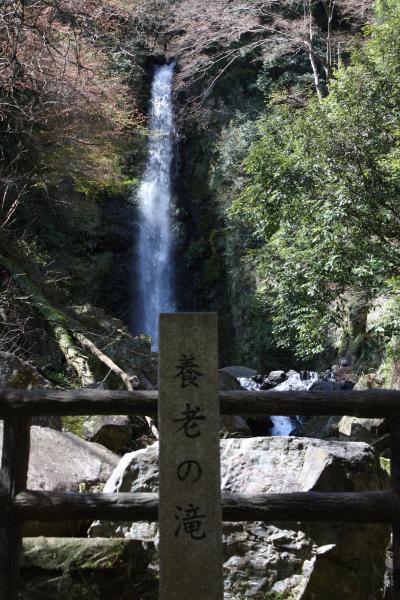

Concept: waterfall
[[136, 63, 176, 349]]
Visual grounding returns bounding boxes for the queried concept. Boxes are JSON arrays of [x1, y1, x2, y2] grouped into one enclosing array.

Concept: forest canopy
[[216, 0, 400, 361]]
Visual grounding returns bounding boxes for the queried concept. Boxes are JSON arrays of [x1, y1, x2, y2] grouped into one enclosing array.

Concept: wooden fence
[[0, 313, 400, 599]]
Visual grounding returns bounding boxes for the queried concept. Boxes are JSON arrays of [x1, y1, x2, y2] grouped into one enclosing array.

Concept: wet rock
[[260, 370, 287, 390], [308, 379, 339, 392], [91, 437, 389, 599], [247, 415, 274, 436], [251, 374, 264, 384], [286, 369, 300, 378], [0, 351, 61, 429], [294, 416, 340, 439], [309, 377, 355, 392]]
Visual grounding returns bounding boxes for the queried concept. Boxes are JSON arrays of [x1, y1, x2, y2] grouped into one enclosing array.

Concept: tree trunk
[[0, 254, 95, 385], [0, 250, 158, 438]]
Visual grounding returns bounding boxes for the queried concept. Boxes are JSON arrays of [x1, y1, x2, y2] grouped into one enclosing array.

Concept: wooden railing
[[0, 387, 399, 598]]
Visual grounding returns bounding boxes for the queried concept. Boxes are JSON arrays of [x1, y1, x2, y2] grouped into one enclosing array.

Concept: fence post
[[158, 313, 223, 600], [391, 416, 400, 597], [0, 416, 31, 600]]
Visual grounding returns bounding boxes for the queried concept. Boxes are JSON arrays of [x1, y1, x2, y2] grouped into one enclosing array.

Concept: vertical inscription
[[159, 313, 223, 600]]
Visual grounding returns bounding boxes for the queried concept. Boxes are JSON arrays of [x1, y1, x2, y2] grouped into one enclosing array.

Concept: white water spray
[[238, 371, 319, 435], [270, 372, 318, 435], [136, 63, 176, 349]]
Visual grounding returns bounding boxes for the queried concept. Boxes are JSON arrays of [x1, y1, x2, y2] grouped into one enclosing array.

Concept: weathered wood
[[222, 490, 400, 523], [1, 388, 400, 417], [0, 388, 158, 416], [220, 389, 400, 417], [391, 416, 400, 596], [9, 490, 400, 524], [13, 491, 159, 521], [75, 332, 159, 439], [0, 417, 31, 600], [158, 313, 223, 600]]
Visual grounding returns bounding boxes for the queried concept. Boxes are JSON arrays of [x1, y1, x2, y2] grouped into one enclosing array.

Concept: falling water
[[269, 371, 318, 435], [136, 63, 176, 349], [238, 371, 319, 436]]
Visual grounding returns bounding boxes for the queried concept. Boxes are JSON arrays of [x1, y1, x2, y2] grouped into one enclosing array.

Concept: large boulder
[[0, 423, 119, 536], [90, 437, 389, 599], [218, 369, 242, 390], [0, 351, 61, 429], [19, 537, 156, 600], [82, 415, 132, 452]]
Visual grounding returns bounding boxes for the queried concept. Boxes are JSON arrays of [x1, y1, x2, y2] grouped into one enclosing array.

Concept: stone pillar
[[158, 313, 223, 600]]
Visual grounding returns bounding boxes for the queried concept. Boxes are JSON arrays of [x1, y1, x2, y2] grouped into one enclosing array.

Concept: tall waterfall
[[136, 63, 176, 349]]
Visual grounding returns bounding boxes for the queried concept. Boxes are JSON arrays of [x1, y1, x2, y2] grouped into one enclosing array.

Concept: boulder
[[260, 369, 287, 389], [82, 415, 132, 452], [90, 437, 389, 599], [19, 537, 156, 600], [331, 365, 358, 388], [294, 416, 340, 439], [354, 372, 383, 390], [286, 369, 300, 378], [308, 378, 355, 392], [220, 365, 258, 379], [338, 416, 389, 443], [0, 422, 119, 536], [218, 369, 242, 390], [308, 379, 339, 392], [0, 351, 61, 429]]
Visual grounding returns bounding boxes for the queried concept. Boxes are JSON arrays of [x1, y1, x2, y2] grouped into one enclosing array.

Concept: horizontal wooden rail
[[4, 490, 399, 523], [1, 388, 400, 417]]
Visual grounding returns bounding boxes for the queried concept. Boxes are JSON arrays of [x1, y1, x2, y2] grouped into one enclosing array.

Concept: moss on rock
[[19, 537, 157, 600]]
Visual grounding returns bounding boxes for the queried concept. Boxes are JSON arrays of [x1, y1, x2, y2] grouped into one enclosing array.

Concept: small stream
[[238, 371, 319, 436]]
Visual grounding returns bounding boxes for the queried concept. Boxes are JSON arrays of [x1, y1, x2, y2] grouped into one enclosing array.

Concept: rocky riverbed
[[0, 352, 393, 599]]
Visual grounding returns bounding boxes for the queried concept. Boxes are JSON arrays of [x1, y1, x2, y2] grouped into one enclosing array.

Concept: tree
[[226, 0, 400, 357], [167, 0, 372, 100], [0, 0, 142, 231]]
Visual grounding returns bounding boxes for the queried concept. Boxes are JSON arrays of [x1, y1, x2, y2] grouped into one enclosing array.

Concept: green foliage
[[255, 592, 294, 600], [222, 0, 400, 358], [62, 416, 86, 438], [380, 456, 391, 475]]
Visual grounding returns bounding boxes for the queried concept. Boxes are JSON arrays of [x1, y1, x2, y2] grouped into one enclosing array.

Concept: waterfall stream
[[238, 371, 319, 435], [136, 63, 176, 349]]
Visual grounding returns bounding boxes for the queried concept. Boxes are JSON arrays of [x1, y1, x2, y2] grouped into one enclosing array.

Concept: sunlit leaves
[[226, 0, 400, 357]]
